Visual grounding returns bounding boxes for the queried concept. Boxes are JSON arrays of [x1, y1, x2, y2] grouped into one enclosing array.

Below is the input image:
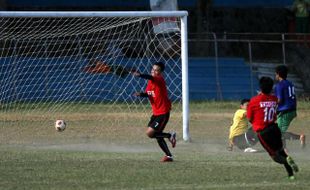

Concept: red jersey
[[145, 75, 171, 115], [247, 93, 278, 132]]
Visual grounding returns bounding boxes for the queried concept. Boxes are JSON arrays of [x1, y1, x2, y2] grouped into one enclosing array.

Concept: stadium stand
[[1, 0, 308, 99], [189, 57, 259, 100], [0, 57, 258, 102], [252, 62, 304, 95]]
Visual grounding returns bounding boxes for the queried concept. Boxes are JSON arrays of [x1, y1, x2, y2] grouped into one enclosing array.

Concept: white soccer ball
[[55, 120, 66, 132]]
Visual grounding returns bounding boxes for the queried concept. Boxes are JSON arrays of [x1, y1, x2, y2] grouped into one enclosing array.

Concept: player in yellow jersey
[[228, 99, 258, 153]]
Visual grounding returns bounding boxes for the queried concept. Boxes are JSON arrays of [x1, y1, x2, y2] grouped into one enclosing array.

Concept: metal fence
[[188, 32, 310, 97]]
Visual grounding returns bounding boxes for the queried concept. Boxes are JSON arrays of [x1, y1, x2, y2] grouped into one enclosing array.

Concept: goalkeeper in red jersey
[[247, 77, 299, 180], [132, 62, 176, 162]]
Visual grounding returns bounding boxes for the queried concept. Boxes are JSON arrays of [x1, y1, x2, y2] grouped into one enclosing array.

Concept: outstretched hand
[[133, 92, 141, 97], [131, 71, 141, 77]]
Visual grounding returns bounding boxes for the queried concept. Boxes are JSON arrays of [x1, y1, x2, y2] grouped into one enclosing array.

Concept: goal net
[[0, 11, 189, 144]]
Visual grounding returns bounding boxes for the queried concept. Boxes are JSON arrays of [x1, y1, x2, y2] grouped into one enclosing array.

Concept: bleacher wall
[[0, 57, 258, 102]]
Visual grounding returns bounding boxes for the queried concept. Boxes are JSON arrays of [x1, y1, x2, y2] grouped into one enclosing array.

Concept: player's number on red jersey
[[263, 107, 276, 122]]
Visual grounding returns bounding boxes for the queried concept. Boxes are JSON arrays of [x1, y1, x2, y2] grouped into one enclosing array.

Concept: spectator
[[292, 0, 310, 33]]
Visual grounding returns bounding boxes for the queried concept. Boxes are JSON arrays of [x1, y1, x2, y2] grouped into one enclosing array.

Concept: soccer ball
[[55, 120, 66, 132]]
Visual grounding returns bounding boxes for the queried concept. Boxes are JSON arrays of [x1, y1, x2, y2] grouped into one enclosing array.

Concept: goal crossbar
[[0, 11, 188, 18]]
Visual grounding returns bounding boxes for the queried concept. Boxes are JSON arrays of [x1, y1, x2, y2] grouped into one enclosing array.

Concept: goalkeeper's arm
[[131, 71, 154, 80], [110, 65, 137, 78], [133, 92, 148, 97], [84, 59, 136, 78]]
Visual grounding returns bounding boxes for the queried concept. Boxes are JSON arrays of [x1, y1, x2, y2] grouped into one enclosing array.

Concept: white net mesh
[[0, 13, 183, 139]]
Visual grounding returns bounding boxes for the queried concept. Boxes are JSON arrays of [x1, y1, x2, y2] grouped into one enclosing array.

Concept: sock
[[282, 137, 287, 148], [284, 162, 294, 177], [154, 132, 171, 139], [283, 132, 300, 141], [156, 138, 172, 157], [277, 150, 294, 177]]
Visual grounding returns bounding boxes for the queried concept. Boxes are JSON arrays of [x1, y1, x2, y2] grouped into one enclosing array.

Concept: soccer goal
[[0, 11, 190, 141]]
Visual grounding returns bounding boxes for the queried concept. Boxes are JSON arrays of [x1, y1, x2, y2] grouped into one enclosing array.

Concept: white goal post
[[0, 11, 190, 141]]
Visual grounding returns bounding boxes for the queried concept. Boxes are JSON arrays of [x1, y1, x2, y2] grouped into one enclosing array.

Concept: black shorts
[[257, 123, 283, 157], [148, 112, 170, 132]]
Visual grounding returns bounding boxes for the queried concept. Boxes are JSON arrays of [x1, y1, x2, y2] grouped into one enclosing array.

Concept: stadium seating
[[188, 57, 259, 100], [0, 56, 258, 102]]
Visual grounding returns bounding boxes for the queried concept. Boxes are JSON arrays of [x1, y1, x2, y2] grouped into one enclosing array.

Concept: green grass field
[[0, 101, 309, 190]]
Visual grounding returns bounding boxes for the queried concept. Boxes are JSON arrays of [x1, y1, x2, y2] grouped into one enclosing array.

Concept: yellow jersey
[[229, 109, 248, 142]]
